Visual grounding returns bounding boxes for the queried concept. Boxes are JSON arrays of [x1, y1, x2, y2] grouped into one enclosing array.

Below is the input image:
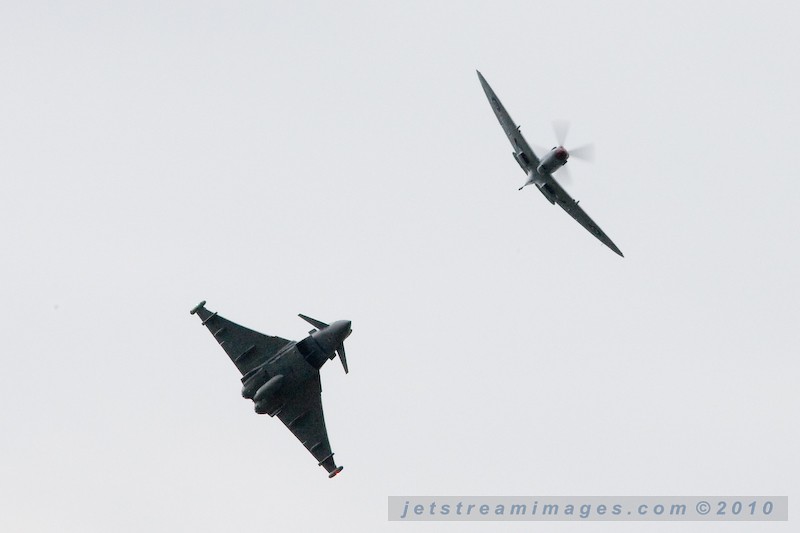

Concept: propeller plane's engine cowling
[[537, 147, 569, 176], [536, 161, 547, 175]]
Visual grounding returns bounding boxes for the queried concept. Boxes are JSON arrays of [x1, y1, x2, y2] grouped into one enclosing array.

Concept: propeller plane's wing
[[542, 178, 624, 256], [477, 70, 540, 169]]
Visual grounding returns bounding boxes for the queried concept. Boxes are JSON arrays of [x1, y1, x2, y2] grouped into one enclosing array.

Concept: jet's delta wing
[[191, 301, 292, 376], [274, 373, 340, 475]]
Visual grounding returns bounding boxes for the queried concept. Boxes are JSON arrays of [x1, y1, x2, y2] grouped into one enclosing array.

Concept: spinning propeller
[[551, 120, 594, 183]]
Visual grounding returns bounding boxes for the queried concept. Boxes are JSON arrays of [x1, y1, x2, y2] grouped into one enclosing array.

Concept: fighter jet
[[477, 70, 623, 257], [190, 301, 351, 478]]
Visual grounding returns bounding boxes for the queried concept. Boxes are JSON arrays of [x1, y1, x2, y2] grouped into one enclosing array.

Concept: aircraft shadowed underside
[[190, 301, 352, 478]]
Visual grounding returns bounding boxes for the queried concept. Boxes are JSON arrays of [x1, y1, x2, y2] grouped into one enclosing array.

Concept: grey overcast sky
[[1, 1, 798, 531]]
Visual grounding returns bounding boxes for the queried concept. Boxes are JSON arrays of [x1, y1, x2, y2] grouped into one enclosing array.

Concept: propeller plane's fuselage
[[519, 146, 569, 190], [538, 146, 569, 175]]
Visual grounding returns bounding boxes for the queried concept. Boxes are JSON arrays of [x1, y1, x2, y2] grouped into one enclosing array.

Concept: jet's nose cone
[[314, 320, 351, 351], [336, 320, 352, 341]]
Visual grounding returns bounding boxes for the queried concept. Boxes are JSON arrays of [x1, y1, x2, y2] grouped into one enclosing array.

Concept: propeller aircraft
[[477, 70, 623, 257]]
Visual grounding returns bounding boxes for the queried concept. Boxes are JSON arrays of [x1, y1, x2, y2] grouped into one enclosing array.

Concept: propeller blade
[[553, 119, 570, 147], [531, 142, 549, 157], [298, 314, 329, 330], [569, 143, 595, 162], [556, 163, 572, 185], [336, 344, 349, 374]]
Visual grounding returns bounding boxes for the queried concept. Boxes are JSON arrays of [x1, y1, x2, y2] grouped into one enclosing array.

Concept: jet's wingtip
[[190, 300, 207, 315], [328, 466, 344, 478]]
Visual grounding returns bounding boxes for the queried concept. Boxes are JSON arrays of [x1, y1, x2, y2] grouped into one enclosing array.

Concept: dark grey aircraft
[[477, 70, 624, 257], [190, 301, 351, 478]]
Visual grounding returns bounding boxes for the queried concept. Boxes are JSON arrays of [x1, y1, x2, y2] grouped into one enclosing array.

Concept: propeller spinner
[[547, 120, 594, 183]]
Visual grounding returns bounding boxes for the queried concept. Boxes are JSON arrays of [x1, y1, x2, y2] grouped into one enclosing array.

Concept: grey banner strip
[[388, 496, 788, 521]]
